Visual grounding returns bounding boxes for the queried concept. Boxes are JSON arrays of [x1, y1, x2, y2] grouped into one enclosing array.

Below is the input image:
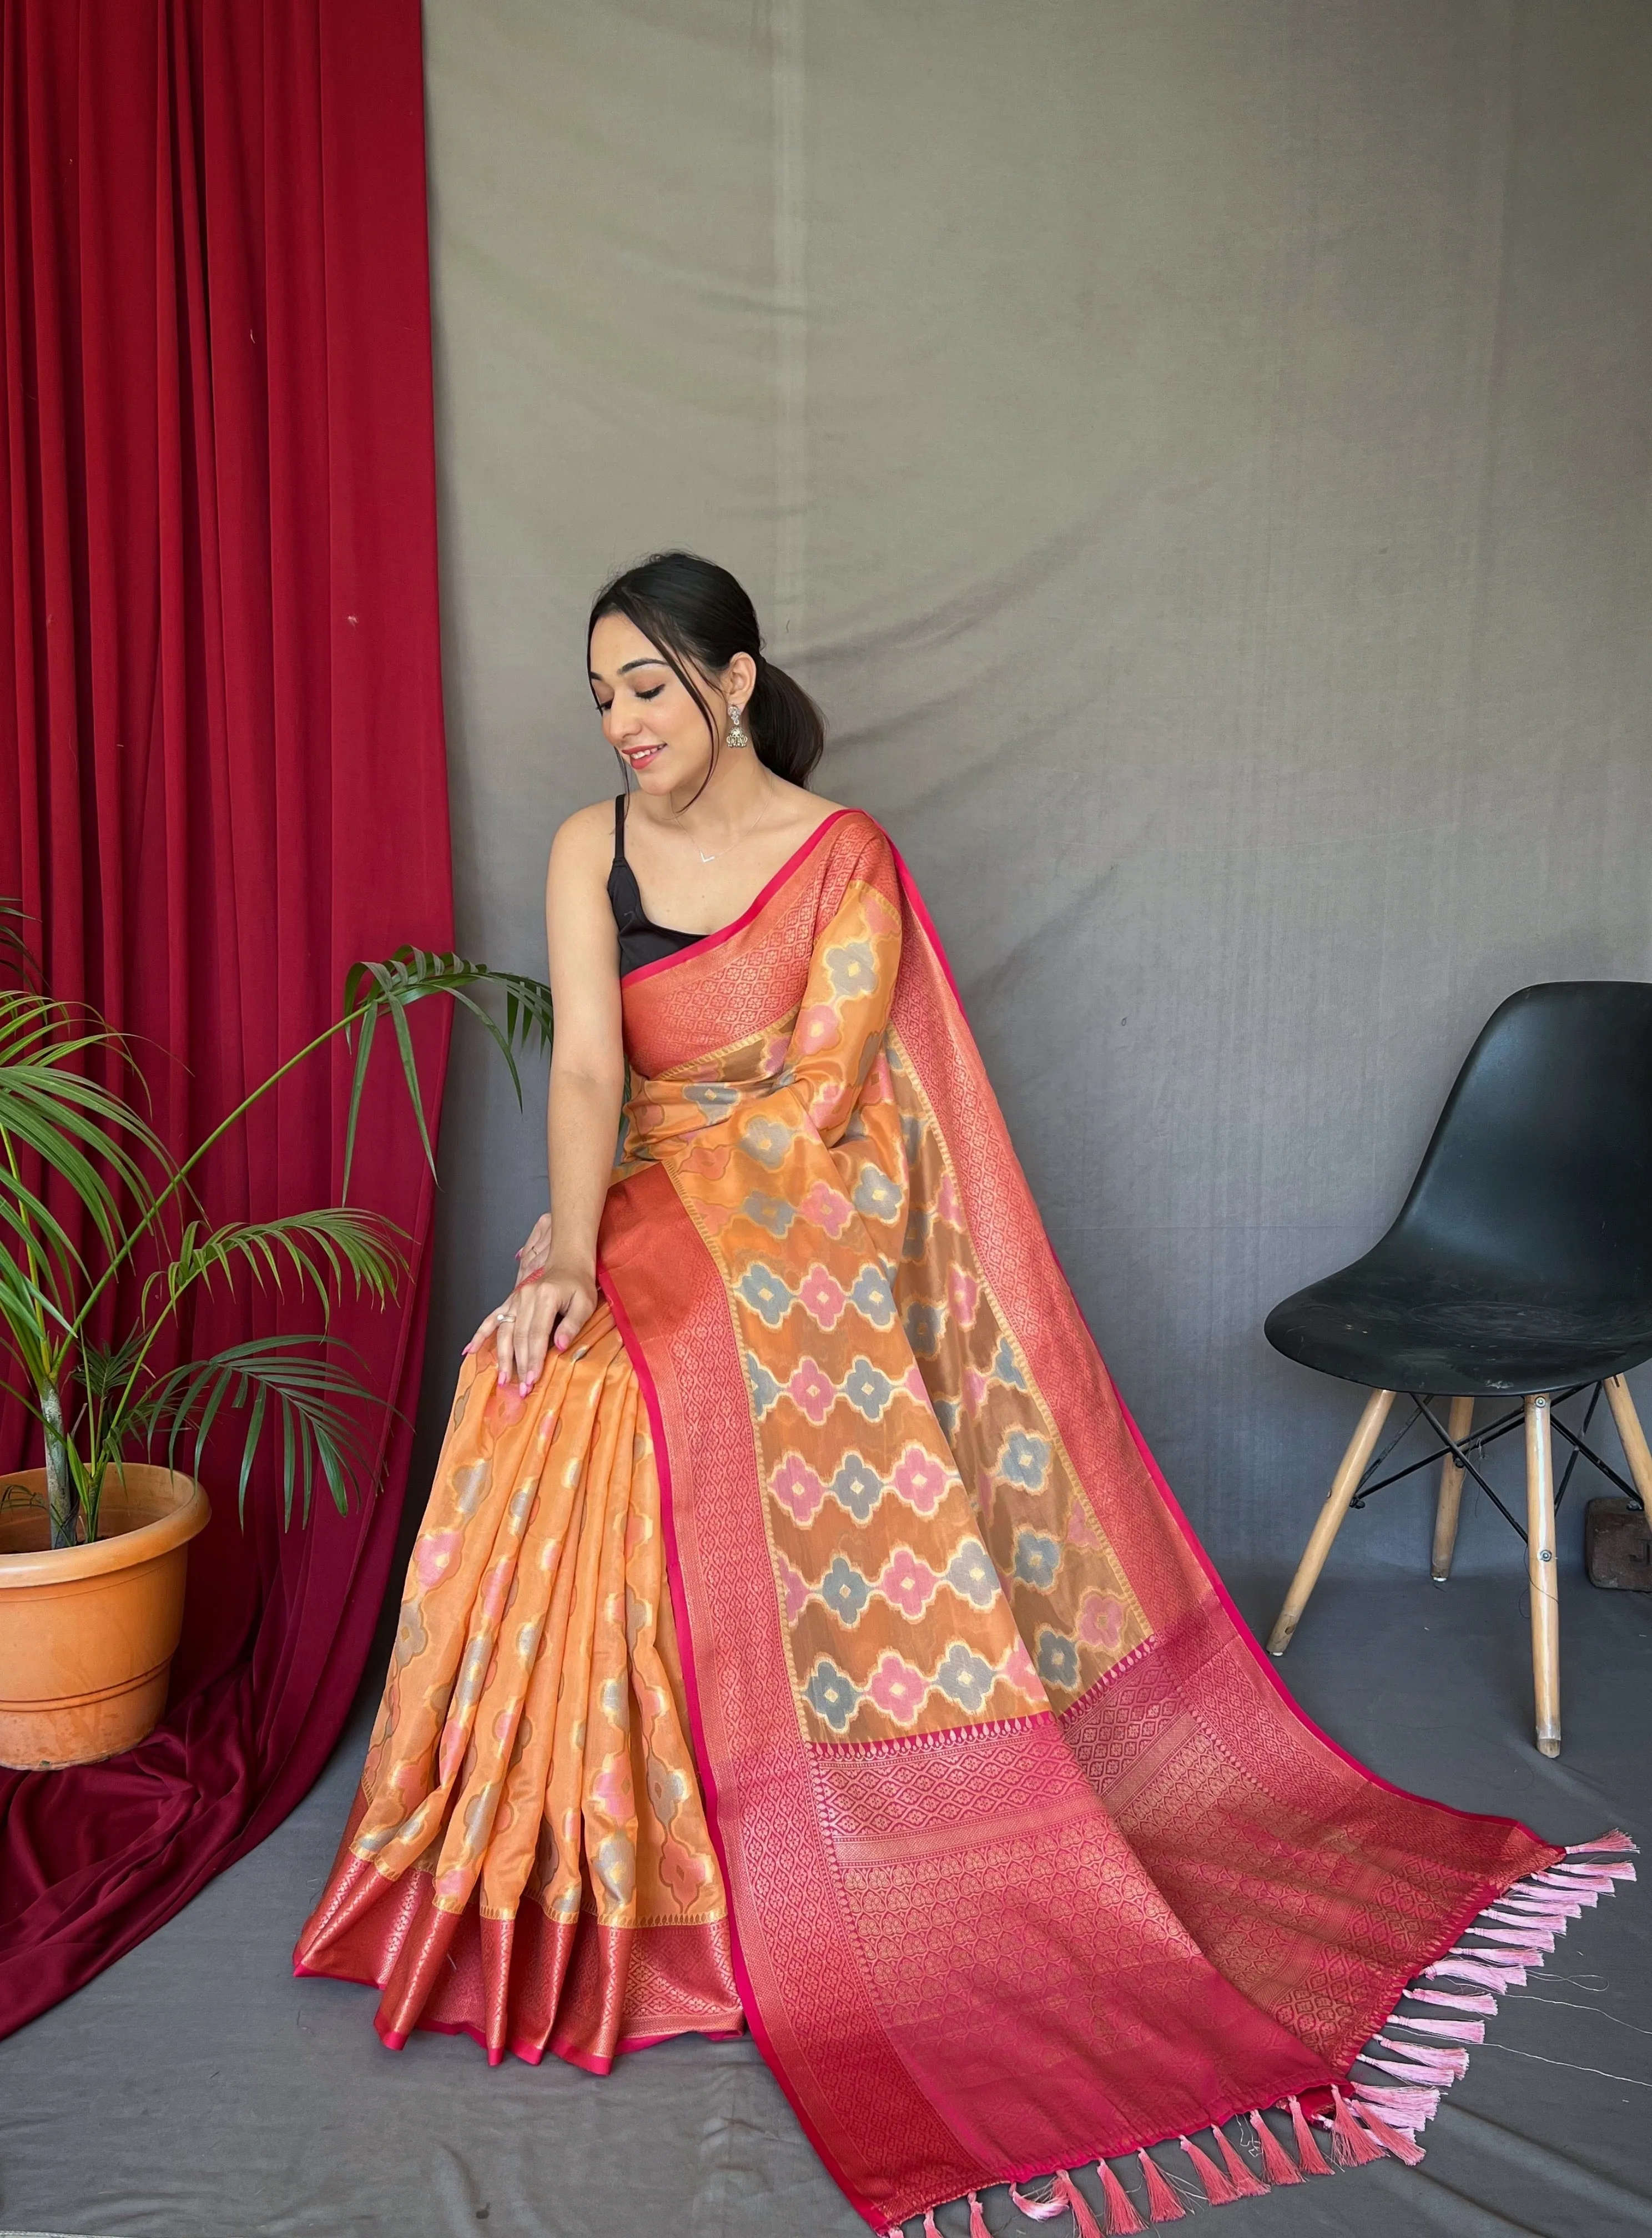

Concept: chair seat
[[1266, 1248, 1652, 1395]]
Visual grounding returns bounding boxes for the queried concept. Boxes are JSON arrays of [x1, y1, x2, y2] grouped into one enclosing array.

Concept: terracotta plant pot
[[0, 1464, 210, 1770]]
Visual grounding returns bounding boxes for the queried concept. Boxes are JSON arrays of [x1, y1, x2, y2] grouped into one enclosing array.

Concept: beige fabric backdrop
[[416, 0, 1652, 1575]]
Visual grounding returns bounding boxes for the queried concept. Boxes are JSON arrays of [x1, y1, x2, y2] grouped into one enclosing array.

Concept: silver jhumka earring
[[726, 700, 751, 749]]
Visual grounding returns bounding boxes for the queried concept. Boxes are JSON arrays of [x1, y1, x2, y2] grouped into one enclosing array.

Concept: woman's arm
[[470, 808, 626, 1394]]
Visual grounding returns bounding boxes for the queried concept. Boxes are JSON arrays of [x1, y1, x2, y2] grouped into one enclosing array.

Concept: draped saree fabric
[[296, 816, 1616, 2230], [0, 0, 451, 2033]]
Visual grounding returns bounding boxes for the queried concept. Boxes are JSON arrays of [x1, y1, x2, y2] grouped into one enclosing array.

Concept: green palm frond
[[132, 1335, 389, 1525], [148, 1208, 406, 1322], [0, 990, 166, 1252], [0, 901, 39, 985], [78, 1325, 150, 1402], [341, 947, 553, 1195]]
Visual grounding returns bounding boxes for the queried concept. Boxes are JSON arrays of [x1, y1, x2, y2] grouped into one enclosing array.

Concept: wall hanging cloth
[[296, 817, 1629, 2230], [0, 0, 451, 2033]]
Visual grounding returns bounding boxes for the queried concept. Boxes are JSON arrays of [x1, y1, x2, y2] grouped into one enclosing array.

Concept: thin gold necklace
[[676, 790, 775, 865]]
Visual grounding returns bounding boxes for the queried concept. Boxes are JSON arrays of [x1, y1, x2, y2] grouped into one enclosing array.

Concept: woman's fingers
[[550, 1278, 597, 1354], [471, 1266, 599, 1394]]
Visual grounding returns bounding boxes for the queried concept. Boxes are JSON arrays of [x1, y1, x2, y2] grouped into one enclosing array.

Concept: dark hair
[[588, 551, 825, 789]]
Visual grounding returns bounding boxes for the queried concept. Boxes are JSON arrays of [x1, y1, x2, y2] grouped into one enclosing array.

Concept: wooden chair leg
[[1524, 1393, 1560, 1758], [1431, 1394, 1475, 1584], [1603, 1374, 1652, 1510], [1268, 1388, 1397, 1657]]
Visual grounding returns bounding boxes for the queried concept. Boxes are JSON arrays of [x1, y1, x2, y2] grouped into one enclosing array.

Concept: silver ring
[[496, 1310, 517, 1323]]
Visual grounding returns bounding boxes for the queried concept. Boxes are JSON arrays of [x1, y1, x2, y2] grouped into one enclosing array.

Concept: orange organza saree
[[296, 812, 1631, 2232]]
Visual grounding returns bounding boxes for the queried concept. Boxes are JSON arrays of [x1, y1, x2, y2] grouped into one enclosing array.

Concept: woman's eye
[[595, 702, 613, 717], [635, 685, 664, 703]]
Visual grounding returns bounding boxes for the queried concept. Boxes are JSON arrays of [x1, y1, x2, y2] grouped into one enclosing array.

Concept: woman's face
[[589, 611, 738, 797]]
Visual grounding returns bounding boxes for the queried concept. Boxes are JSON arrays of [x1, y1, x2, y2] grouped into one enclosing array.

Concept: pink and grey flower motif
[[945, 1537, 999, 1608], [933, 1640, 995, 1715], [414, 1529, 464, 1591], [818, 1555, 874, 1626], [828, 1454, 884, 1521], [786, 1356, 837, 1425], [865, 1651, 929, 1725], [948, 1267, 980, 1325], [999, 1428, 1051, 1490], [1076, 1589, 1127, 1652], [825, 939, 878, 1001], [890, 1442, 950, 1516], [737, 1261, 795, 1327], [804, 1657, 861, 1733], [799, 1179, 853, 1237], [798, 1264, 849, 1329], [740, 1114, 794, 1169], [843, 1357, 895, 1420], [769, 1454, 828, 1525], [794, 1002, 842, 1055], [877, 1546, 940, 1619], [848, 1263, 897, 1328]]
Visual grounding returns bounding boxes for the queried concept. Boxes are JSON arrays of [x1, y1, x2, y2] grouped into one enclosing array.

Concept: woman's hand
[[466, 1255, 599, 1395], [514, 1212, 556, 1286]]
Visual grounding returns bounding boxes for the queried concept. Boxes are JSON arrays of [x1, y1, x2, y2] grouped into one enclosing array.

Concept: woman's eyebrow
[[588, 656, 669, 682]]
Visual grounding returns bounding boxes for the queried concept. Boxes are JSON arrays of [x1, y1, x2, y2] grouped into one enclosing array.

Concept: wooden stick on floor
[[1524, 1392, 1560, 1758], [1268, 1388, 1397, 1657], [1431, 1393, 1476, 1584], [1603, 1374, 1652, 1512]]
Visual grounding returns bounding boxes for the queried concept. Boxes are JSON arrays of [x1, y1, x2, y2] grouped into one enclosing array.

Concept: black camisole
[[607, 794, 702, 977]]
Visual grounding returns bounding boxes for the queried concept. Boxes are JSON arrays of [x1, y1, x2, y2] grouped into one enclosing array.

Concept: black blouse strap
[[612, 791, 628, 867]]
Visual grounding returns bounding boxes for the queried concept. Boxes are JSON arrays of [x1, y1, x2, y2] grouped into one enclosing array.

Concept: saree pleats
[[294, 1306, 741, 2070]]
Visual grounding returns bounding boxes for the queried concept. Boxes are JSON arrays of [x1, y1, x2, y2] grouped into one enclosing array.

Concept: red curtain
[[0, 0, 452, 2032]]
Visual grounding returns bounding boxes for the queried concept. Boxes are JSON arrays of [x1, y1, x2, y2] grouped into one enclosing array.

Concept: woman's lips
[[622, 744, 664, 767]]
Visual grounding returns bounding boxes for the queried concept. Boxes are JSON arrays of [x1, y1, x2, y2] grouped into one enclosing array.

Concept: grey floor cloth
[[1, 1567, 1646, 2238]]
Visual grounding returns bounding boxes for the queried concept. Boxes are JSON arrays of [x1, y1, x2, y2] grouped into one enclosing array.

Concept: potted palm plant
[[0, 906, 551, 1769]]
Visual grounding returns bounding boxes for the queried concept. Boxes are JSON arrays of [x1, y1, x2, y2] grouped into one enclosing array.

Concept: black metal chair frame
[[1344, 1380, 1645, 1544]]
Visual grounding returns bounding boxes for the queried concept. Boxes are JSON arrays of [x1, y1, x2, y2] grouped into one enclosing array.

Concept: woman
[[297, 554, 1618, 2235]]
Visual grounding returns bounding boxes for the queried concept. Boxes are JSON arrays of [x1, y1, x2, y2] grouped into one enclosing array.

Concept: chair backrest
[[1389, 982, 1652, 1291]]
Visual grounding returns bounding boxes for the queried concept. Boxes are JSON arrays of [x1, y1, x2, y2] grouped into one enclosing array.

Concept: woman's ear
[[722, 651, 758, 712]]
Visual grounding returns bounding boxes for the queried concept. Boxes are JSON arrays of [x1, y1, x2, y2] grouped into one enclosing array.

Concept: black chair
[[1265, 982, 1652, 1757]]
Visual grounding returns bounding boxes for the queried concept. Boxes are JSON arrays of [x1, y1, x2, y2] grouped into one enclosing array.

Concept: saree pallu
[[298, 810, 1631, 2230]]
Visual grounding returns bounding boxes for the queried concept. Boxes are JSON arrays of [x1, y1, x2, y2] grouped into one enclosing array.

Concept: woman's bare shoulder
[[548, 798, 618, 868]]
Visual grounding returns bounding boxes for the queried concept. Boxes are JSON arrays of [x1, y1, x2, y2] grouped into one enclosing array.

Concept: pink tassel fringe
[[1054, 2169, 1104, 2238], [1351, 2102, 1427, 2167], [1329, 2088, 1386, 2168], [1250, 2111, 1305, 2186], [1288, 2095, 1334, 2176], [1568, 1831, 1636, 1853], [1178, 2133, 1241, 2205], [1406, 1987, 1496, 2014], [1095, 2161, 1146, 2236], [1009, 2182, 1066, 2222], [1388, 2014, 1484, 2046], [1212, 2125, 1268, 2199], [968, 2194, 992, 2238], [1136, 2151, 1187, 2222]]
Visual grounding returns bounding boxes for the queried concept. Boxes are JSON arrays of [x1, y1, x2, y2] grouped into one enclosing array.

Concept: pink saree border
[[599, 1232, 892, 2229], [620, 806, 857, 987]]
